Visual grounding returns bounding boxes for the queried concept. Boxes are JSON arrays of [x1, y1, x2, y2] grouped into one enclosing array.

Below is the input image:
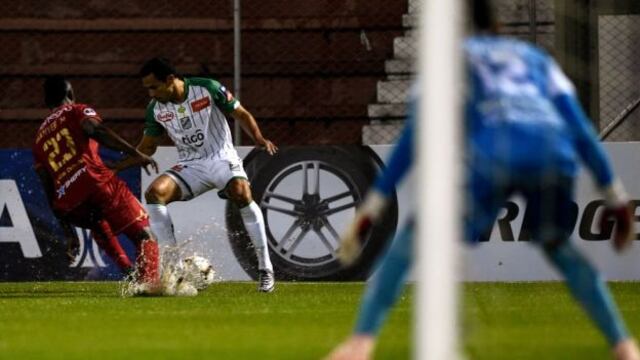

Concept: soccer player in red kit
[[33, 76, 160, 293]]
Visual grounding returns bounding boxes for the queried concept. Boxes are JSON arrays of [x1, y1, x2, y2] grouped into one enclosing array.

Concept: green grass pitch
[[1, 282, 639, 359]]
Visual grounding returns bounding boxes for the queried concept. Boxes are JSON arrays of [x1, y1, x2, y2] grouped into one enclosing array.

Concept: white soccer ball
[[181, 255, 216, 290], [159, 270, 177, 296], [175, 281, 198, 297]]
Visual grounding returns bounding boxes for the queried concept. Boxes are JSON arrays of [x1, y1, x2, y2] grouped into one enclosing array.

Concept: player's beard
[[154, 87, 173, 104], [156, 97, 168, 104]]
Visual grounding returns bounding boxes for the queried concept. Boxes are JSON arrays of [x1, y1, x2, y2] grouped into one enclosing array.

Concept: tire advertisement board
[[2, 143, 640, 281]]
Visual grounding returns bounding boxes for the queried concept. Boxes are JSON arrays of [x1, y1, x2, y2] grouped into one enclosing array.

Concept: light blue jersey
[[465, 35, 613, 186], [373, 37, 613, 198]]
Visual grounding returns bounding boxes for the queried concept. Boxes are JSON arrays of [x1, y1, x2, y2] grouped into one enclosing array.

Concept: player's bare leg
[[145, 175, 182, 266], [325, 335, 375, 360], [227, 178, 274, 292]]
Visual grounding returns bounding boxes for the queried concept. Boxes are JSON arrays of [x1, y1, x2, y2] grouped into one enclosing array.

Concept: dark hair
[[470, 0, 496, 31], [43, 76, 73, 108], [139, 57, 178, 81]]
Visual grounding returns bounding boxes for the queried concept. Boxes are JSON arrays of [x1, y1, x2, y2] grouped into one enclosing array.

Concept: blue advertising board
[[0, 149, 140, 281]]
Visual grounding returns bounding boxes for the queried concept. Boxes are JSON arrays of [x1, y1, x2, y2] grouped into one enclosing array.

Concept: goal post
[[416, 0, 463, 358]]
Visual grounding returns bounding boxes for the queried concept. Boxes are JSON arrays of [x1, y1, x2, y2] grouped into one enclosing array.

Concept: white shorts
[[164, 155, 248, 200]]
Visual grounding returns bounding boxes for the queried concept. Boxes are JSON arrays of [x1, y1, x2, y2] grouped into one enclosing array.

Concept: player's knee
[[231, 193, 252, 208], [145, 184, 175, 205], [227, 180, 252, 206], [145, 176, 181, 204], [144, 187, 163, 204]]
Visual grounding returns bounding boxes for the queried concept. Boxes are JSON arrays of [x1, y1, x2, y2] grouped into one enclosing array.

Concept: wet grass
[[1, 281, 639, 359], [0, 282, 409, 359]]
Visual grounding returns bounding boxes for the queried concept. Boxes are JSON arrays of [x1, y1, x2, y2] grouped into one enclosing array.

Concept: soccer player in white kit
[[117, 57, 277, 292]]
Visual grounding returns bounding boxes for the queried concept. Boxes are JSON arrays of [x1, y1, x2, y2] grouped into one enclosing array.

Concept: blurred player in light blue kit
[[326, 0, 640, 359]]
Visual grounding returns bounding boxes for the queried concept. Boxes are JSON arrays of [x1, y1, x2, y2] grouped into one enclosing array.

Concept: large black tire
[[226, 145, 398, 281]]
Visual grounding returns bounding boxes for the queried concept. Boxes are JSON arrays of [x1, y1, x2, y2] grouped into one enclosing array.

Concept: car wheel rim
[[260, 160, 363, 267]]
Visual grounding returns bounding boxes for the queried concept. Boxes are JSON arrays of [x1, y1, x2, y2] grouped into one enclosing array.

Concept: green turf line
[[2, 281, 639, 359]]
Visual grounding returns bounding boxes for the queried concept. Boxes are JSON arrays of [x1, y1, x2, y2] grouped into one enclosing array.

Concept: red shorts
[[62, 176, 149, 235]]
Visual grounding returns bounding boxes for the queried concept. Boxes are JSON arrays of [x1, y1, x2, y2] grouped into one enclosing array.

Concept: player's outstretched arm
[[136, 134, 162, 157], [107, 135, 162, 174], [338, 190, 388, 266], [553, 94, 614, 185], [599, 180, 634, 252], [82, 119, 159, 175], [546, 59, 613, 187], [546, 59, 634, 252], [230, 105, 278, 155], [549, 81, 634, 251], [82, 118, 146, 156], [552, 95, 634, 251], [339, 100, 415, 265], [371, 101, 415, 197]]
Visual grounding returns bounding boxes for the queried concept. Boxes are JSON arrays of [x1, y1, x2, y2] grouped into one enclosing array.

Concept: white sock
[[239, 201, 273, 272], [146, 204, 179, 266]]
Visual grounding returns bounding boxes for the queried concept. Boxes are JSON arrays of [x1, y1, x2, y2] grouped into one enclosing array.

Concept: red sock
[[136, 239, 159, 284], [91, 224, 133, 272]]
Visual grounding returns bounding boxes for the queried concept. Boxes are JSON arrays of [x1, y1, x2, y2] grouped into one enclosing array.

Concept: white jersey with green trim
[[144, 77, 240, 162]]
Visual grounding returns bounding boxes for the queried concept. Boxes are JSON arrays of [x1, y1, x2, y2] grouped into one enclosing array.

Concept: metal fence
[[1, 0, 237, 146], [0, 0, 408, 148], [2, 0, 639, 149], [598, 15, 640, 141], [495, 0, 554, 49]]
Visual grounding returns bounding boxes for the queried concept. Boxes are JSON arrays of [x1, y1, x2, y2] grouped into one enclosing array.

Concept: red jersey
[[33, 104, 115, 213]]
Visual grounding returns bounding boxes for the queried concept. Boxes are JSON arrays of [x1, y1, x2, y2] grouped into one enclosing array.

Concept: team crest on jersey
[[191, 97, 210, 112], [180, 116, 192, 130], [83, 108, 97, 116], [157, 112, 175, 122]]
